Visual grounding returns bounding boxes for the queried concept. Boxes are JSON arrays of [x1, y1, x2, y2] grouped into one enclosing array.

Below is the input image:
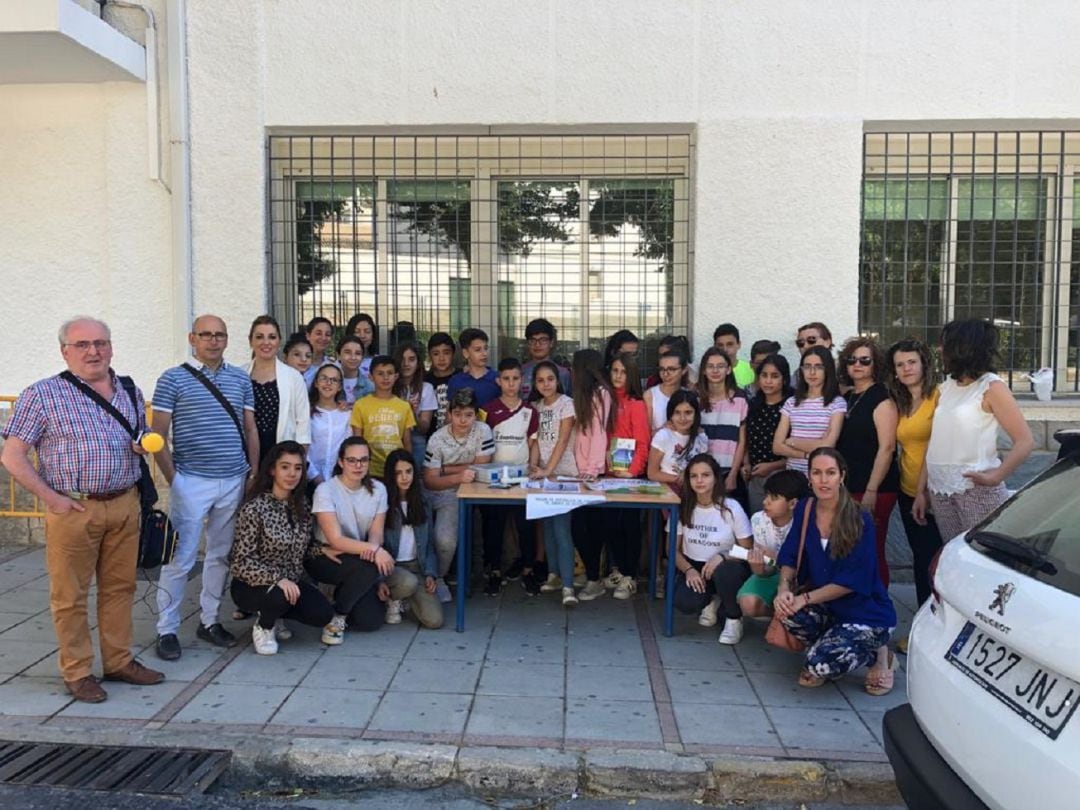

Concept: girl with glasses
[[836, 337, 899, 590], [772, 346, 846, 475], [306, 363, 352, 491]]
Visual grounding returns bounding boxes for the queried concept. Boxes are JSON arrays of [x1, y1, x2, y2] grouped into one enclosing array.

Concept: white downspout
[[166, 0, 193, 356]]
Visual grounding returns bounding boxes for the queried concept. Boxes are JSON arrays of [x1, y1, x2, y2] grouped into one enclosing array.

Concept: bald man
[[151, 315, 259, 660]]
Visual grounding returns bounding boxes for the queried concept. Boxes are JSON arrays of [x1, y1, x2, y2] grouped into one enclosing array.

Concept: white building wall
[[3, 0, 1080, 391]]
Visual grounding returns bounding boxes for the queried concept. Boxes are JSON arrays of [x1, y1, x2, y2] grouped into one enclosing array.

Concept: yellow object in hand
[[140, 432, 165, 453]]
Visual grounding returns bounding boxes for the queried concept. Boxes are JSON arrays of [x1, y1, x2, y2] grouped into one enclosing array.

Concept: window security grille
[[267, 133, 692, 371], [861, 130, 1079, 392]]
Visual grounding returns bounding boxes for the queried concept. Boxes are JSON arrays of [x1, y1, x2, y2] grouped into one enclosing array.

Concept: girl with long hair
[[644, 346, 689, 432], [697, 347, 749, 498], [229, 442, 335, 655], [671, 454, 753, 644], [772, 345, 846, 475], [602, 351, 651, 599], [924, 319, 1034, 541], [393, 340, 437, 471], [647, 390, 708, 490], [345, 313, 378, 377], [603, 329, 640, 369], [836, 337, 899, 589], [337, 335, 374, 405], [380, 449, 443, 629], [773, 448, 897, 694], [742, 353, 793, 512], [569, 349, 616, 602], [246, 315, 311, 465], [306, 363, 352, 490], [306, 437, 398, 645]]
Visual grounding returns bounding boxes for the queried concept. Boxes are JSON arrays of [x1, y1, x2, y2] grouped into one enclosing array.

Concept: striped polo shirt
[[152, 361, 254, 479]]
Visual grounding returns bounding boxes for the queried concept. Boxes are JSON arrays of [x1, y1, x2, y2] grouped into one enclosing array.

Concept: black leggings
[[230, 579, 334, 631], [572, 509, 606, 582], [673, 558, 751, 620], [897, 491, 944, 606], [607, 508, 643, 578], [304, 553, 385, 632], [480, 504, 532, 570]]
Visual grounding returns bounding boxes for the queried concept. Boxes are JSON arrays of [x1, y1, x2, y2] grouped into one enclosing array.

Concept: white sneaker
[[613, 575, 637, 601], [718, 617, 744, 645], [602, 569, 623, 589], [274, 619, 292, 641], [321, 614, 346, 646], [562, 587, 578, 607], [699, 597, 721, 627], [385, 600, 403, 625], [539, 573, 563, 593], [252, 623, 278, 655], [578, 580, 605, 601]]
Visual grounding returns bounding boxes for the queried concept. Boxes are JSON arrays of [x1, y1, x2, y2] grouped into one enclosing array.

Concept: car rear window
[[967, 455, 1080, 597]]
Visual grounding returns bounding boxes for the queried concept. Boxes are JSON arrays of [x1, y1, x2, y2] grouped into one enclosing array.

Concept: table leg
[[648, 508, 661, 601], [455, 498, 468, 632], [665, 504, 678, 637]]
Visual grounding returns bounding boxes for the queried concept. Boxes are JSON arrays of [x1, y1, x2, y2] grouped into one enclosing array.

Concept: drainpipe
[[165, 0, 194, 356]]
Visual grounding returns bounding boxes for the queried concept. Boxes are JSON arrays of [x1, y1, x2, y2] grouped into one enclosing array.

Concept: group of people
[[0, 311, 1033, 704]]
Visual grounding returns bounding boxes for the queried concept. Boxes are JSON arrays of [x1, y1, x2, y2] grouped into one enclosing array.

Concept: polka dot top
[[746, 397, 784, 467], [252, 378, 280, 462]]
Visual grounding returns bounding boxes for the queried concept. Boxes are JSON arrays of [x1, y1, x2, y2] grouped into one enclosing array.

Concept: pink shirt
[[573, 389, 613, 477]]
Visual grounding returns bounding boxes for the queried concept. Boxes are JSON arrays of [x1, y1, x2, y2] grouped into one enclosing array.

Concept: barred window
[[268, 133, 691, 369], [860, 130, 1079, 392]]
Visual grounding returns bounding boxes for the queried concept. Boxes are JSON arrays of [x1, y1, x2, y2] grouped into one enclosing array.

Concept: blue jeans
[[541, 514, 574, 585]]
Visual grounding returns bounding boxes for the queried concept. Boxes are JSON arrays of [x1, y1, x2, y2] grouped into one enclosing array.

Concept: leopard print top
[[228, 493, 317, 587]]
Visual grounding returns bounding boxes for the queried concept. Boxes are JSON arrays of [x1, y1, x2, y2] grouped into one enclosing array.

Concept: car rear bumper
[[883, 704, 989, 810]]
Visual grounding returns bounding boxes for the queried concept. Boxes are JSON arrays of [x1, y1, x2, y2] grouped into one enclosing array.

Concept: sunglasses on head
[[795, 336, 819, 349], [845, 356, 873, 367]]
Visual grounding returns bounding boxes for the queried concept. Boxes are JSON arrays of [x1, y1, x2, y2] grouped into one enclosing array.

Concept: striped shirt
[[700, 394, 748, 469], [780, 395, 847, 474], [3, 371, 144, 494], [152, 361, 254, 479]]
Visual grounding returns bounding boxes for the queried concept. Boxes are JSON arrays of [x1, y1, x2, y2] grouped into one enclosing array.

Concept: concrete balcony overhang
[[0, 0, 145, 84]]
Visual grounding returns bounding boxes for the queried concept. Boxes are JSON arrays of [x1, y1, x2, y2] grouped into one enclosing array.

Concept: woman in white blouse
[[306, 363, 353, 492]]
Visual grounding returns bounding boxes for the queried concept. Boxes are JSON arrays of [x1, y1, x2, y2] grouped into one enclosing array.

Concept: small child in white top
[[737, 469, 809, 618]]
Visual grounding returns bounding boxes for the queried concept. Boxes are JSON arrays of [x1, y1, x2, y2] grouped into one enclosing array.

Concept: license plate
[[946, 622, 1080, 740]]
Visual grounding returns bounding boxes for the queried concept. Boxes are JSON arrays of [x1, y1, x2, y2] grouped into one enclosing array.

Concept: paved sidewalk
[[0, 544, 914, 764]]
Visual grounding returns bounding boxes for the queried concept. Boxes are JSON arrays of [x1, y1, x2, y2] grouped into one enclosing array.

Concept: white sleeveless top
[[925, 373, 1002, 495], [647, 386, 673, 432]]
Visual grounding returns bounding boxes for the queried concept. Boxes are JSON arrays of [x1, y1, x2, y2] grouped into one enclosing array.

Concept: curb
[[1, 724, 900, 805]]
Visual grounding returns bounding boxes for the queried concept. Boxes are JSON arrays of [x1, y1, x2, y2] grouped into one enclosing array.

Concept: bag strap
[[60, 371, 138, 440], [793, 497, 813, 590], [179, 363, 248, 458]]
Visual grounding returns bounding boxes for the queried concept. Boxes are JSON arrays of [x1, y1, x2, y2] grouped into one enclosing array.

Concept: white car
[[885, 443, 1080, 810]]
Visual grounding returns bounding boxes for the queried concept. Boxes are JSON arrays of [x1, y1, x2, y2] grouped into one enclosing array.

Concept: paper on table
[[525, 492, 605, 519], [521, 479, 581, 493], [583, 478, 654, 491]]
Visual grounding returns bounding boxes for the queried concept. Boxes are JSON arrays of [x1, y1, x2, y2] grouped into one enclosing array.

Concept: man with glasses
[[151, 315, 259, 660], [520, 318, 571, 401], [1, 317, 165, 702]]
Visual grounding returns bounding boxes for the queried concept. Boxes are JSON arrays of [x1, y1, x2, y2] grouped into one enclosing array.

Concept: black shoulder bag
[[179, 364, 249, 462], [59, 372, 177, 568]]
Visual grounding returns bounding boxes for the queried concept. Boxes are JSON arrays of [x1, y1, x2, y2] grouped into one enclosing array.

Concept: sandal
[[865, 651, 898, 696], [798, 669, 826, 688]]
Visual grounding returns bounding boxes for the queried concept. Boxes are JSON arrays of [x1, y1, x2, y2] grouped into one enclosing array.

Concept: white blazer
[[245, 358, 312, 445]]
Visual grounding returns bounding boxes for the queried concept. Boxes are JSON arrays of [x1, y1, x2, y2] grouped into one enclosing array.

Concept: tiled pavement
[[0, 544, 921, 764]]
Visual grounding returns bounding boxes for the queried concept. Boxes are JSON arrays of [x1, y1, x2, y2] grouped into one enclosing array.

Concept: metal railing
[[0, 395, 160, 520]]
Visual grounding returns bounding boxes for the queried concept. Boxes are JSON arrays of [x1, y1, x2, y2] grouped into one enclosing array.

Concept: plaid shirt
[[2, 370, 145, 495]]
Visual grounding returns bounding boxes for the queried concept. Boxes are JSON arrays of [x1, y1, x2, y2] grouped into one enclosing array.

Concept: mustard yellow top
[[895, 387, 940, 497]]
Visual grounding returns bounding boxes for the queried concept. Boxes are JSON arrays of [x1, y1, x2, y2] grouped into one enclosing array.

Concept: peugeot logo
[[988, 582, 1015, 616]]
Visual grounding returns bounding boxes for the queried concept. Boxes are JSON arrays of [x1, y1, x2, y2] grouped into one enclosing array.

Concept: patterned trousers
[[929, 483, 1009, 543], [781, 604, 892, 679]]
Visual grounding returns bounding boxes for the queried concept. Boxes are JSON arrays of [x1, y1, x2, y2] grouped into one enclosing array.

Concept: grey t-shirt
[[423, 422, 495, 470], [312, 476, 388, 543]]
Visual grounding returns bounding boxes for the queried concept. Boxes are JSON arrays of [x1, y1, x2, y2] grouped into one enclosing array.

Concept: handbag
[[765, 498, 812, 653], [60, 372, 177, 568]]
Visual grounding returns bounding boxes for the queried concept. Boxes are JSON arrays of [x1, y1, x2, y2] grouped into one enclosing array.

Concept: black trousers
[[897, 491, 944, 606], [571, 509, 607, 582], [230, 579, 334, 631], [673, 558, 751, 620], [606, 508, 643, 578], [304, 553, 385, 632], [480, 504, 532, 570]]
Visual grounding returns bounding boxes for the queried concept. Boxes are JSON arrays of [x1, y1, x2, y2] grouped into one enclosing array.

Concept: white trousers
[[155, 471, 246, 636]]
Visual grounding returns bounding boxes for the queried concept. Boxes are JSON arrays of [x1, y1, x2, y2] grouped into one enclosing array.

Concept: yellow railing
[[0, 395, 159, 520]]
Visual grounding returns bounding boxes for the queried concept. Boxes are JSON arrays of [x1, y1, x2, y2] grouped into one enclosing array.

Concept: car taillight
[[928, 547, 944, 610]]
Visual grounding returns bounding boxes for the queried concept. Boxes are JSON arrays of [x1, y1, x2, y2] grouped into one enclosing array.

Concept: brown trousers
[[44, 488, 139, 681]]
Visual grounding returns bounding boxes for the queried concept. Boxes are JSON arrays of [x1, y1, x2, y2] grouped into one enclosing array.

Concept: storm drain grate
[[0, 740, 231, 796]]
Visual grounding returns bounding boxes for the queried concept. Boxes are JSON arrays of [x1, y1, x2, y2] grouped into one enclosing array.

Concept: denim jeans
[[541, 513, 574, 585]]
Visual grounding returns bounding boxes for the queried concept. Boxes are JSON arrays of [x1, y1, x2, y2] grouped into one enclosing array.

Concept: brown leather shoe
[[102, 659, 165, 686], [65, 676, 107, 703]]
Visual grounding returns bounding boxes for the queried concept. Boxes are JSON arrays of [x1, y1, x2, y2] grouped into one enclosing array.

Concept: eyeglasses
[[195, 332, 228, 342], [800, 363, 825, 372], [342, 456, 370, 465], [658, 366, 681, 375], [316, 375, 342, 384], [705, 363, 729, 372], [64, 340, 111, 352], [845, 356, 873, 367], [795, 336, 819, 349], [527, 336, 552, 345]]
